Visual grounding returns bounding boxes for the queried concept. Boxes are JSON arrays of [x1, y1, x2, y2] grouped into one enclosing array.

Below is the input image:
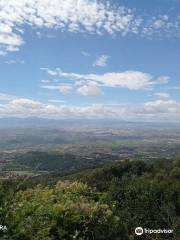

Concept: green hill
[[0, 157, 179, 239]]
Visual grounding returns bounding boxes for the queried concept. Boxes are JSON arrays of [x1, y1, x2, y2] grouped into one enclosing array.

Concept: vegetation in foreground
[[0, 157, 179, 240]]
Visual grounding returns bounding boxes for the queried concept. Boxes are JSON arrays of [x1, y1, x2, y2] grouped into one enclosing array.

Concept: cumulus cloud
[[93, 55, 109, 67], [11, 98, 43, 109], [127, 99, 180, 121], [77, 84, 102, 96], [0, 98, 115, 118], [143, 99, 180, 114], [0, 98, 180, 122], [42, 68, 169, 90], [41, 81, 102, 96], [0, 1, 180, 55], [0, 97, 180, 121]]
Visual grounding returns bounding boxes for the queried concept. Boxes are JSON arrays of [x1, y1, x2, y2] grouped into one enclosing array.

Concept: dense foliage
[[0, 158, 179, 239], [4, 151, 111, 173]]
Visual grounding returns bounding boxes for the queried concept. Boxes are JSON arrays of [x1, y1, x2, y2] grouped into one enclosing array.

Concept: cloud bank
[[0, 96, 180, 121]]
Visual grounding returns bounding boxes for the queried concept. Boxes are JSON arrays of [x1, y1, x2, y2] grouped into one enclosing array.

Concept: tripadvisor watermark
[[135, 227, 173, 236]]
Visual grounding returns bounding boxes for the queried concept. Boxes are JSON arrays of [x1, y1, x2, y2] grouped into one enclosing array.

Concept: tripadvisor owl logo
[[135, 227, 143, 236]]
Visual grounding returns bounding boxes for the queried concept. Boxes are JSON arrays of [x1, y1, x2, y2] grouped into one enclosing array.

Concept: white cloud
[[77, 84, 102, 96], [0, 0, 138, 54], [41, 81, 102, 96], [36, 32, 55, 39], [11, 98, 43, 109], [143, 100, 180, 114], [41, 80, 51, 84], [42, 84, 73, 94], [142, 15, 179, 38], [42, 68, 169, 90], [58, 85, 73, 94], [0, 93, 17, 101], [0, 33, 22, 46], [41, 68, 58, 76], [5, 59, 24, 64], [0, 1, 180, 55], [0, 98, 116, 118], [156, 76, 170, 84], [0, 97, 180, 121], [93, 55, 109, 67], [154, 92, 170, 98]]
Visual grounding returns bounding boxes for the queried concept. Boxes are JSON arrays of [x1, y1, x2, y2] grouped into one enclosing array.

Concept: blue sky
[[0, 0, 180, 121]]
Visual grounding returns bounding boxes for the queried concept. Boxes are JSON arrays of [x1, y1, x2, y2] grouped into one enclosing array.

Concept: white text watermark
[[135, 227, 173, 236]]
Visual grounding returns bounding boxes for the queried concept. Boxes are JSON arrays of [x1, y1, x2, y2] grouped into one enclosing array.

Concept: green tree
[[5, 181, 128, 240]]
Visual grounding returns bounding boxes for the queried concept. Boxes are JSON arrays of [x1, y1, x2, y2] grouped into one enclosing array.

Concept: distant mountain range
[[0, 117, 179, 129]]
